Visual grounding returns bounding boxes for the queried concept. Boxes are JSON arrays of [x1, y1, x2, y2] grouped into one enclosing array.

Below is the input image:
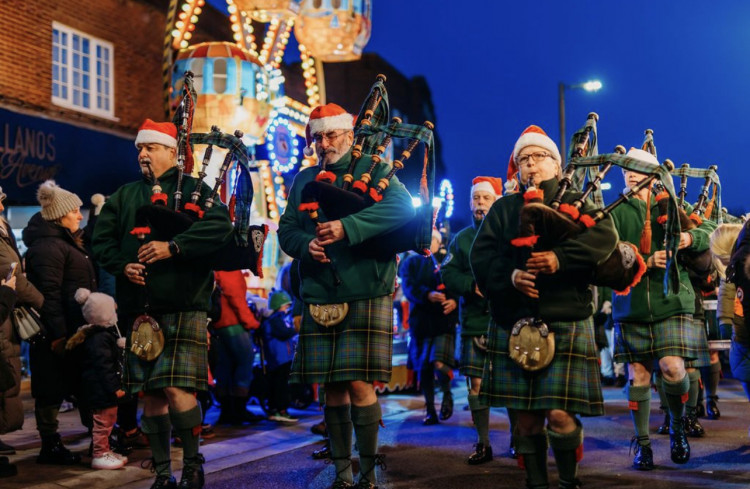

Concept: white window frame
[[52, 21, 116, 120]]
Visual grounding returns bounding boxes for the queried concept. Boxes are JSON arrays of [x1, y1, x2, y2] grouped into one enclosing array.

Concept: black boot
[[37, 433, 81, 465], [656, 413, 670, 435], [669, 418, 690, 464], [467, 442, 493, 465], [683, 414, 705, 437], [706, 396, 721, 420], [178, 454, 205, 489], [630, 437, 654, 471], [312, 440, 331, 460], [423, 409, 439, 426], [0, 456, 18, 478], [439, 391, 454, 421], [216, 396, 235, 425], [232, 397, 264, 424]]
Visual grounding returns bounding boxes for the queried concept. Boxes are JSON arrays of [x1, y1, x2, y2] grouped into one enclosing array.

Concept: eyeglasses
[[312, 130, 348, 144], [517, 152, 553, 166]]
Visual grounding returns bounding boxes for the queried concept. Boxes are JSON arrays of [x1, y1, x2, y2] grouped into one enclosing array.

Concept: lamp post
[[558, 80, 602, 160]]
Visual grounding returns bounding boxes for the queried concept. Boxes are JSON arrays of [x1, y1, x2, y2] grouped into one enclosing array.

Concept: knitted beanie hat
[[268, 289, 292, 311], [75, 288, 118, 327], [37, 180, 83, 221]]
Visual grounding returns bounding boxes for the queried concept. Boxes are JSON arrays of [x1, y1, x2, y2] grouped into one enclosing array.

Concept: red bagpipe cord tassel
[[228, 194, 236, 222], [558, 203, 580, 221], [689, 213, 703, 226], [368, 187, 384, 202], [315, 171, 336, 184], [523, 188, 544, 203], [298, 202, 320, 212], [151, 193, 168, 205], [517, 455, 526, 470], [656, 215, 668, 225], [352, 180, 368, 194], [579, 214, 596, 228], [614, 243, 648, 296], [704, 185, 716, 218], [510, 235, 539, 248], [129, 226, 152, 236], [639, 191, 652, 255], [184, 202, 204, 218], [576, 443, 584, 463]]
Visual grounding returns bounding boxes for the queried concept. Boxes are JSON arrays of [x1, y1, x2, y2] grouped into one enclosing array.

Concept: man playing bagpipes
[[92, 120, 234, 489], [278, 103, 415, 489], [610, 148, 714, 471], [441, 176, 518, 464], [470, 126, 618, 489]]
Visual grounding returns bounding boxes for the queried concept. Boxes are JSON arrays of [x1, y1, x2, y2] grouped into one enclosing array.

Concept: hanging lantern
[[294, 0, 372, 62], [233, 0, 302, 22], [172, 42, 274, 140]]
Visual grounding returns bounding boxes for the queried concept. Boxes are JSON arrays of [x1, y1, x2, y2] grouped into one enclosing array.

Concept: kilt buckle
[[130, 314, 165, 361], [508, 317, 555, 372], [309, 303, 349, 327]]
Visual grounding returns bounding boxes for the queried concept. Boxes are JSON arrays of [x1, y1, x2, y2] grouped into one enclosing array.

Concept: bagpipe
[[130, 71, 268, 276], [510, 116, 690, 296], [298, 75, 437, 278]]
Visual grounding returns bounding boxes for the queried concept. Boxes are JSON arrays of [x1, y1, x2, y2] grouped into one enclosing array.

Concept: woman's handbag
[[11, 306, 45, 345], [508, 317, 555, 372]]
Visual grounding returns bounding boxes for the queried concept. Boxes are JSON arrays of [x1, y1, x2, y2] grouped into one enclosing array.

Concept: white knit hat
[[303, 103, 355, 157], [37, 180, 83, 221], [625, 147, 659, 167]]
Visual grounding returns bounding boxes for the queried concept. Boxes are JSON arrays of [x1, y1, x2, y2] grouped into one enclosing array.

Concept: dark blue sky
[[209, 1, 750, 224]]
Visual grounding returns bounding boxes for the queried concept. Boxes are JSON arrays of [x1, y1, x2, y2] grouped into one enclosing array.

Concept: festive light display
[[171, 0, 206, 50], [298, 44, 320, 106], [439, 178, 455, 218], [266, 117, 300, 173], [294, 0, 372, 62], [233, 0, 302, 22]]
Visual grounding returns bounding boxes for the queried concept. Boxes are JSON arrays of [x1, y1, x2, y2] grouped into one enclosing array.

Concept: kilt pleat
[[614, 314, 703, 364], [480, 317, 604, 416], [124, 311, 208, 394], [459, 335, 487, 378], [290, 295, 393, 384], [684, 318, 711, 368], [409, 333, 456, 371]]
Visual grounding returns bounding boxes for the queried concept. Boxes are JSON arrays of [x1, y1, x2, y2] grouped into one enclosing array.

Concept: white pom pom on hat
[[37, 180, 83, 221], [75, 288, 118, 327]]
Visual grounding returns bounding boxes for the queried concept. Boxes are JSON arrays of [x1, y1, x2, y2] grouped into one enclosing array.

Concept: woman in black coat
[[23, 181, 96, 465]]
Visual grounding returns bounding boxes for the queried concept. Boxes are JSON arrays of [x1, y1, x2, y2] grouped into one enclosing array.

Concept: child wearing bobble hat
[[66, 288, 127, 470], [261, 289, 299, 424]]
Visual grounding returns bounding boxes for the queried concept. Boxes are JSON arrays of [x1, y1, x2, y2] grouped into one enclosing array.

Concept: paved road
[[4, 377, 750, 488]]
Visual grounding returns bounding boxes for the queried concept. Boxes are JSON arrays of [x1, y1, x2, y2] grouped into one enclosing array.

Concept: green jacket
[[278, 149, 415, 304], [470, 178, 618, 327], [610, 198, 714, 323], [91, 167, 234, 315], [441, 220, 490, 337]]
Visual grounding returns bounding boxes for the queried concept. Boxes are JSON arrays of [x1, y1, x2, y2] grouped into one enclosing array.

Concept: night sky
[[209, 1, 750, 226]]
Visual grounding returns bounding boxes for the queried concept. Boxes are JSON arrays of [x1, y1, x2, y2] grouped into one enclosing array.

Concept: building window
[[52, 22, 115, 119]]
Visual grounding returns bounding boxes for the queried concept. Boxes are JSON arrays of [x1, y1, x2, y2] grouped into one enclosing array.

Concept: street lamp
[[558, 80, 602, 160]]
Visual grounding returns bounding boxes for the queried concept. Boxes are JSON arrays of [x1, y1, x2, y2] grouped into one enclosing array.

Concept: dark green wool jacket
[[91, 167, 234, 315], [611, 198, 714, 323], [442, 219, 491, 337], [470, 178, 618, 327], [278, 149, 415, 304]]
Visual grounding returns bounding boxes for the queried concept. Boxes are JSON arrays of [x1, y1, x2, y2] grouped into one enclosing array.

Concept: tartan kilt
[[290, 295, 393, 384], [684, 318, 711, 368], [124, 311, 208, 394], [409, 333, 456, 372], [459, 335, 487, 378], [614, 314, 702, 364], [479, 317, 604, 416]]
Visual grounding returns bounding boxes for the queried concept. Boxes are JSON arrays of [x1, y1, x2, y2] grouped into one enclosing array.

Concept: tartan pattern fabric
[[409, 333, 456, 371], [613, 314, 703, 364], [290, 295, 394, 384], [684, 318, 711, 368], [124, 311, 208, 394], [459, 335, 487, 378], [479, 317, 604, 416]]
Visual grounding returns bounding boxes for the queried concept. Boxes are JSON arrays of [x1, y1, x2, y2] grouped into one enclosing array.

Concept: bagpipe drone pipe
[[509, 117, 685, 296], [298, 75, 437, 262], [130, 71, 268, 276]]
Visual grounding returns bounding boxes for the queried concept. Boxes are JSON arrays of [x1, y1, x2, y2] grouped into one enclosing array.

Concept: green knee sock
[[548, 420, 583, 487], [655, 375, 669, 412], [662, 374, 690, 433], [170, 405, 203, 464], [685, 370, 701, 416], [468, 394, 490, 446], [628, 385, 652, 445], [515, 432, 549, 489], [351, 402, 382, 485], [34, 404, 60, 436], [324, 404, 353, 485], [141, 413, 173, 476], [508, 408, 519, 443], [706, 362, 721, 398]]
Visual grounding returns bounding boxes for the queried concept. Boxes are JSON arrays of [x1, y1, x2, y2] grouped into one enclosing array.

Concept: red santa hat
[[506, 125, 561, 190], [134, 119, 178, 149], [303, 103, 355, 157], [471, 176, 503, 200]]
